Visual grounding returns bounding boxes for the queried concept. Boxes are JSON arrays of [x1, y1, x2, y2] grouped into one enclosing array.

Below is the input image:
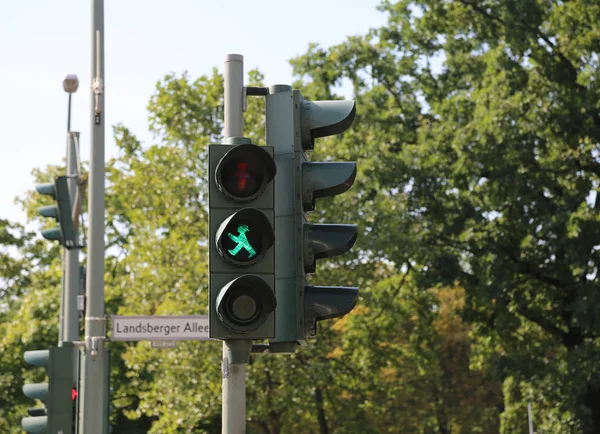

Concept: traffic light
[[71, 386, 78, 433], [22, 343, 74, 434], [35, 176, 78, 249], [266, 86, 359, 353], [208, 137, 277, 339]]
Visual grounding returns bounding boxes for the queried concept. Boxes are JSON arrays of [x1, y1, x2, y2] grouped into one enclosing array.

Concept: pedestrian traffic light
[[208, 137, 277, 339], [35, 176, 78, 249], [265, 85, 359, 353], [22, 343, 74, 434]]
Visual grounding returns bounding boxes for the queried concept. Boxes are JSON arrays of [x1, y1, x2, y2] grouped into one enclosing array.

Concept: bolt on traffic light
[[22, 343, 74, 434], [266, 85, 359, 354], [35, 176, 78, 249], [208, 137, 277, 339]]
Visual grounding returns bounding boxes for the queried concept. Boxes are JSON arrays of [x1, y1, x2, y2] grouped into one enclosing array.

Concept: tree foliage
[[2, 0, 599, 432], [290, 0, 600, 431]]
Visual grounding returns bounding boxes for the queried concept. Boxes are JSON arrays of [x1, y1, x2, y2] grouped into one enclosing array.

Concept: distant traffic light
[[22, 343, 74, 434], [35, 176, 78, 249], [266, 86, 359, 353], [208, 137, 277, 339]]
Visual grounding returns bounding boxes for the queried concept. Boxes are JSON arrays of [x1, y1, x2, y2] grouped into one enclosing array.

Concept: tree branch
[[315, 386, 329, 434]]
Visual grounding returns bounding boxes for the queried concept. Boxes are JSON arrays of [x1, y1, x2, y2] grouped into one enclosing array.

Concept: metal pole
[[528, 402, 534, 434], [80, 1, 107, 433], [60, 74, 79, 349], [222, 53, 249, 434], [64, 131, 80, 344], [59, 254, 66, 344], [67, 93, 72, 132], [59, 97, 72, 347], [224, 54, 244, 139]]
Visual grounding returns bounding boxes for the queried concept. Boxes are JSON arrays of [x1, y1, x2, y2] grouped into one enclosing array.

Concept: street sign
[[110, 315, 210, 341]]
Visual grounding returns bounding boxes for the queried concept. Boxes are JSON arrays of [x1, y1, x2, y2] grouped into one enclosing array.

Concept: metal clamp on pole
[[242, 86, 268, 112], [86, 336, 108, 357], [70, 341, 87, 348], [245, 86, 268, 96], [92, 30, 104, 125], [84, 316, 107, 356]]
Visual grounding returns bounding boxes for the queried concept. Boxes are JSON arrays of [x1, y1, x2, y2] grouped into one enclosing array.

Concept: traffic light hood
[[300, 99, 356, 150]]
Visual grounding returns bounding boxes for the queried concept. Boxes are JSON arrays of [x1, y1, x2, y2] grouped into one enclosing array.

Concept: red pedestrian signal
[[215, 144, 275, 201]]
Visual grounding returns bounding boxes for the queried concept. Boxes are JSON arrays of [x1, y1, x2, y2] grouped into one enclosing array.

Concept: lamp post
[[63, 74, 79, 133]]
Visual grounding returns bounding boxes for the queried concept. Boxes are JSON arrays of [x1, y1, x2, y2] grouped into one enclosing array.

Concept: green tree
[[0, 208, 63, 432], [290, 0, 600, 432], [13, 0, 597, 426]]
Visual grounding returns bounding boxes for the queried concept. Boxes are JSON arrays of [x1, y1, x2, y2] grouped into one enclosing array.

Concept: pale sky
[[0, 0, 387, 225]]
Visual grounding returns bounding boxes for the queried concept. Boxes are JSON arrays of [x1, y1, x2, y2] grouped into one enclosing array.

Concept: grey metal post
[[80, 1, 107, 433], [65, 131, 80, 344], [59, 256, 66, 344], [528, 402, 534, 434], [222, 53, 249, 434], [224, 54, 244, 139]]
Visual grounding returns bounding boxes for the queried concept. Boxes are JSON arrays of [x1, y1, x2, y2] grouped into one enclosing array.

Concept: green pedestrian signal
[[209, 138, 277, 340], [227, 224, 257, 259], [215, 207, 274, 267]]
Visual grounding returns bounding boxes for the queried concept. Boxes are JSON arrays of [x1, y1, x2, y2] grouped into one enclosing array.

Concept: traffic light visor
[[23, 384, 49, 400], [215, 144, 276, 202], [21, 416, 48, 433], [24, 350, 50, 366], [35, 183, 56, 198], [301, 99, 356, 150]]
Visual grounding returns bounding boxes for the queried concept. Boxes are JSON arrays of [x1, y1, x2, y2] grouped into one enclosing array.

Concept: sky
[[0, 0, 388, 225]]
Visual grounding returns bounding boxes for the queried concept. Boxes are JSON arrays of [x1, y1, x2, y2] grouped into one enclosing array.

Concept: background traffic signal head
[[22, 344, 74, 434], [35, 176, 78, 249]]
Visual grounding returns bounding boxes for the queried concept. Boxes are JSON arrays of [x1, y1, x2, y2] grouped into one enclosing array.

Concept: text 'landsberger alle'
[[115, 321, 209, 337], [110, 316, 211, 341]]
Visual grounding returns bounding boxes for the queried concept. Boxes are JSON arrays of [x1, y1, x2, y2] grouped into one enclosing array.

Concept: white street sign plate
[[110, 315, 210, 341]]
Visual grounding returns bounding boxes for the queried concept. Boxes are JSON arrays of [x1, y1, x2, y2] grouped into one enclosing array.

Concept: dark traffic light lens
[[220, 159, 264, 199], [215, 275, 277, 332], [215, 144, 276, 202], [220, 220, 264, 264], [224, 287, 261, 327]]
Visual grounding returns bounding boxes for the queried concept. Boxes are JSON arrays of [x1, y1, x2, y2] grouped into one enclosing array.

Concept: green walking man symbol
[[227, 224, 257, 258]]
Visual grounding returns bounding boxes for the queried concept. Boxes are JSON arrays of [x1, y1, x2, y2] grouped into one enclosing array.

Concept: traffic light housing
[[209, 137, 277, 339], [22, 343, 74, 434], [266, 86, 359, 353], [35, 176, 78, 249]]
